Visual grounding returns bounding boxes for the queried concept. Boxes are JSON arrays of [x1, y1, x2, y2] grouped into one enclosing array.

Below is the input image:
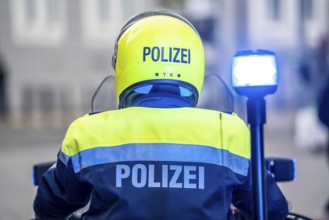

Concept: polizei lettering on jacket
[[116, 164, 205, 189], [143, 47, 191, 64]]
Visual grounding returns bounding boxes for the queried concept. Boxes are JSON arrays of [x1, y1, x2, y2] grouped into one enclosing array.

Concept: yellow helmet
[[112, 10, 205, 108]]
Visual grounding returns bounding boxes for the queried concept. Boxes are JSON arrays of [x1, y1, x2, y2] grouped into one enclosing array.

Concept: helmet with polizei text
[[112, 10, 205, 108]]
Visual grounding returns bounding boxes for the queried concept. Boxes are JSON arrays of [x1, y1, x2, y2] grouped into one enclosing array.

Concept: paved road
[[265, 110, 329, 219], [0, 109, 328, 219], [0, 126, 64, 220]]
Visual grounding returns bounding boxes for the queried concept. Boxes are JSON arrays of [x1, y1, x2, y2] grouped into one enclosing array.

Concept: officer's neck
[[132, 96, 192, 108]]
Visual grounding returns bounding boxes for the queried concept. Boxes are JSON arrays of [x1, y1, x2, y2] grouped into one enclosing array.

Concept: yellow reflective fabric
[[61, 107, 250, 160], [61, 119, 79, 158], [115, 15, 205, 102]]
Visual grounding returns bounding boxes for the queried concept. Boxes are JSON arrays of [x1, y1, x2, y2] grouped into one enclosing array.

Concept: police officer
[[33, 10, 288, 219]]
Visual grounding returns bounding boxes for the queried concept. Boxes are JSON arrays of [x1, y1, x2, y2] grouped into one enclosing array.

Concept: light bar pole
[[232, 49, 278, 220], [247, 97, 267, 220]]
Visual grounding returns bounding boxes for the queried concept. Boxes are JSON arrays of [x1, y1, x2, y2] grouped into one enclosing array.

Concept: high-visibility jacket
[[34, 107, 288, 219]]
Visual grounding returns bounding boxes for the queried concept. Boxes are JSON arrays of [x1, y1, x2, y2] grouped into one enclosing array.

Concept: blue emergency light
[[231, 49, 280, 219], [232, 50, 278, 97]]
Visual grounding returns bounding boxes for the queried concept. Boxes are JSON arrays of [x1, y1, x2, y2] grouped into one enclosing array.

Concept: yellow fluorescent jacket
[[59, 107, 250, 176]]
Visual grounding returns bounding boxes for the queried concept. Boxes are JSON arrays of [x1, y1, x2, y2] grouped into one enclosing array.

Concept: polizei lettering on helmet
[[143, 47, 191, 64], [116, 164, 205, 189]]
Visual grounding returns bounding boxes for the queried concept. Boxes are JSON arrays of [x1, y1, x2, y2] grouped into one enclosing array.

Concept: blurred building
[[0, 0, 328, 128], [0, 0, 159, 128], [246, 0, 329, 110]]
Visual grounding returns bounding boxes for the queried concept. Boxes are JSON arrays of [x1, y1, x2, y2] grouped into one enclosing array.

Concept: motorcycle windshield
[[197, 73, 234, 114], [91, 73, 234, 114]]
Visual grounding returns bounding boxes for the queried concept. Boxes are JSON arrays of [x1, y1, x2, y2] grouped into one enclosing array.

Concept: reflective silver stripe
[[63, 144, 249, 176]]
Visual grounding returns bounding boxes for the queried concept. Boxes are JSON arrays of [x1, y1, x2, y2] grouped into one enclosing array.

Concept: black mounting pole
[[247, 97, 267, 220]]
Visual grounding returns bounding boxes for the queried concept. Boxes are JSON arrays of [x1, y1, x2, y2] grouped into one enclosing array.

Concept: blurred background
[[0, 0, 329, 219]]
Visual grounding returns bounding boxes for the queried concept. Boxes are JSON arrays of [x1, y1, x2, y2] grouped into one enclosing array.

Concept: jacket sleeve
[[33, 159, 92, 219], [33, 120, 92, 219], [232, 167, 289, 220]]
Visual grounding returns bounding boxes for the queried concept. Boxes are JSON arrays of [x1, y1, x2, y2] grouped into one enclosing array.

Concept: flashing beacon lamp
[[232, 49, 278, 220]]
